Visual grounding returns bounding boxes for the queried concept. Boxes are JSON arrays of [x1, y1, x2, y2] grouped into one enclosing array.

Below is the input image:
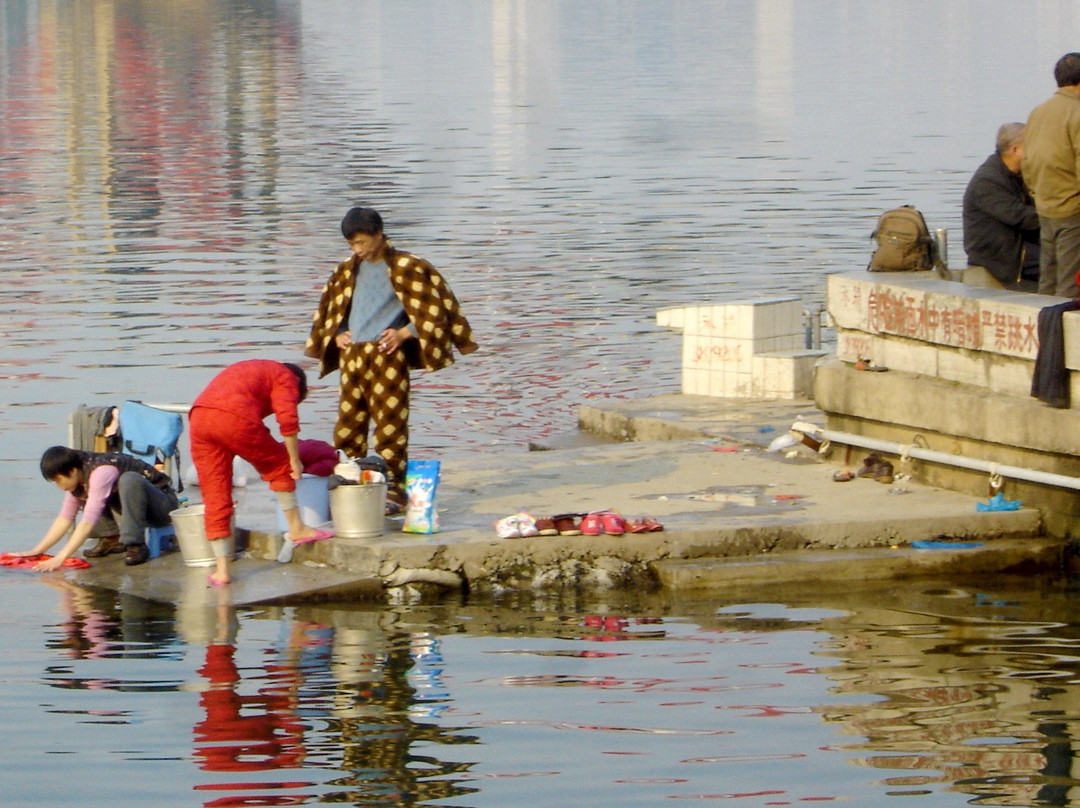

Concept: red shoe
[[599, 511, 625, 535], [580, 512, 603, 535]]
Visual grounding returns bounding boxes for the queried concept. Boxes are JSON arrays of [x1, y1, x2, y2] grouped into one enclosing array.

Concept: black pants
[[111, 472, 179, 546]]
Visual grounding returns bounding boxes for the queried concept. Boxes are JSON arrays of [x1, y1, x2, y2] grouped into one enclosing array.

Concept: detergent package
[[403, 459, 440, 534]]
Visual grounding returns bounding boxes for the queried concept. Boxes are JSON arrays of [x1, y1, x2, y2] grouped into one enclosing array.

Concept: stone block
[[836, 328, 876, 363], [681, 334, 703, 370], [670, 299, 801, 342], [937, 348, 988, 388], [708, 370, 729, 398], [1064, 309, 1080, 371], [827, 274, 873, 331], [681, 367, 708, 396], [689, 306, 723, 337], [876, 336, 939, 377], [752, 351, 824, 399], [726, 372, 753, 398], [684, 337, 754, 374], [752, 298, 803, 341], [656, 306, 686, 330], [976, 297, 1041, 360], [987, 356, 1034, 398], [830, 272, 1047, 358]]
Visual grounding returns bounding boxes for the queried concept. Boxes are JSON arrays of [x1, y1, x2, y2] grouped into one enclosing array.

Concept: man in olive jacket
[[1022, 52, 1080, 298]]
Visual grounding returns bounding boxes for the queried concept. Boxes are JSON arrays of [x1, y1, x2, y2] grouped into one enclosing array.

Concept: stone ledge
[[651, 538, 1064, 592], [827, 270, 1080, 374], [815, 358, 1080, 458]]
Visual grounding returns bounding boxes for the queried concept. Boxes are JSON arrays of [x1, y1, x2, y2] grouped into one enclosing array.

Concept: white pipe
[[792, 423, 1080, 492], [143, 402, 191, 414]]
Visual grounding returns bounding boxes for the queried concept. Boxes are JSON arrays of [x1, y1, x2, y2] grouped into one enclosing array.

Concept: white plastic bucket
[[329, 482, 386, 539], [170, 503, 234, 567], [275, 474, 331, 532]]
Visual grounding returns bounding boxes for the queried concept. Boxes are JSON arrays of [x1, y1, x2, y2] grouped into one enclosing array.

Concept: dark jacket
[[963, 153, 1040, 284], [1031, 300, 1080, 408]]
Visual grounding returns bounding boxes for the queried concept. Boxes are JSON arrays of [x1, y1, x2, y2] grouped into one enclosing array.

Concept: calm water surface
[[6, 577, 1080, 806], [5, 1, 1080, 805]]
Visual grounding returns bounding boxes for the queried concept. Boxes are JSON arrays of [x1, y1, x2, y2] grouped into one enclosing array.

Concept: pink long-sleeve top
[[59, 465, 119, 525]]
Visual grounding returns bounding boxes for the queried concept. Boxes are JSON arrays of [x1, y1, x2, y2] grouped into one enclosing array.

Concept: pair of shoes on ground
[[582, 512, 666, 535], [494, 511, 666, 538], [494, 512, 540, 539], [495, 512, 589, 538], [625, 517, 664, 533], [580, 510, 628, 536], [84, 535, 124, 558], [85, 537, 168, 566], [548, 512, 626, 536], [855, 452, 894, 484]]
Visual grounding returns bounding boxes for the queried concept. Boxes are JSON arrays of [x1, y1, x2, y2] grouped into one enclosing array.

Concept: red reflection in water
[[193, 642, 312, 806]]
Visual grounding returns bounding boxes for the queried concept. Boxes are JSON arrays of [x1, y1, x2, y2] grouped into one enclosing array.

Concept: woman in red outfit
[[189, 360, 331, 585]]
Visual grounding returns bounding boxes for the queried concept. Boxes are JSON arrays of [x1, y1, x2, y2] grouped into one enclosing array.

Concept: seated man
[[12, 446, 180, 570], [963, 122, 1041, 290]]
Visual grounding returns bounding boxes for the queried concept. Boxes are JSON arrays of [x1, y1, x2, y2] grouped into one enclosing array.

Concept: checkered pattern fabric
[[335, 342, 410, 503], [306, 242, 476, 505], [304, 243, 477, 379]]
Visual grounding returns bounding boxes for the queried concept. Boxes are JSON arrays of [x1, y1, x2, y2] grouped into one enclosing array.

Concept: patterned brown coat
[[304, 243, 478, 378]]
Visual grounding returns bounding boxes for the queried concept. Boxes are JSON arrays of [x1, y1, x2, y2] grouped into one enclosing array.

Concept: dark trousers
[[1037, 213, 1080, 297], [112, 471, 179, 546]]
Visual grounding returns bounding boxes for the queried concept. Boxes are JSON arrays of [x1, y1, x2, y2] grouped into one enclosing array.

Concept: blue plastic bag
[[975, 492, 1021, 512]]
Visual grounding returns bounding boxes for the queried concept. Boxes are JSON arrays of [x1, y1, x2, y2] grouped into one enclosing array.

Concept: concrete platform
[[63, 394, 1061, 605]]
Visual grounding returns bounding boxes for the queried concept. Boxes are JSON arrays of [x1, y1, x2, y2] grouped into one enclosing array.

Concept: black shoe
[[124, 543, 151, 566], [85, 535, 123, 558]]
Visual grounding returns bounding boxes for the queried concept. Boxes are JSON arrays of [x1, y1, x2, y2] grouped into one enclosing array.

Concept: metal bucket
[[329, 482, 386, 539], [169, 503, 234, 567], [275, 474, 331, 532]]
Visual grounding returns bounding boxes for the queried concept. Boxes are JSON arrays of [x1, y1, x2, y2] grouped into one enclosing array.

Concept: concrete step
[[652, 538, 1063, 592]]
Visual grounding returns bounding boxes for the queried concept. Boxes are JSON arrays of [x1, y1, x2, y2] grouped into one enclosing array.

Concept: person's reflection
[[39, 576, 117, 662], [192, 609, 311, 776]]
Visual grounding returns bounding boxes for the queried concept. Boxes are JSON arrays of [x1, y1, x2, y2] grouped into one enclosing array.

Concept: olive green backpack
[[868, 205, 942, 271]]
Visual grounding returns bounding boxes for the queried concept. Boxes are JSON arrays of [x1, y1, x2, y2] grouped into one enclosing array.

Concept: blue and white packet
[[404, 459, 440, 534]]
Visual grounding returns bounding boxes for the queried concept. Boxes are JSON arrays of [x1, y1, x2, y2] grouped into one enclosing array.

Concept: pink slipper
[[291, 528, 334, 546], [580, 512, 604, 535], [599, 511, 626, 535], [207, 574, 229, 587]]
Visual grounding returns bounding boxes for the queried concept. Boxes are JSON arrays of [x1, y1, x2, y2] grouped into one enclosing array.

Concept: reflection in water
[[812, 591, 1080, 805], [13, 579, 1080, 804], [191, 616, 479, 806]]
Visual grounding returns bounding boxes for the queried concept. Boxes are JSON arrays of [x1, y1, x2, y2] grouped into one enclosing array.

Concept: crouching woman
[[15, 447, 180, 570]]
